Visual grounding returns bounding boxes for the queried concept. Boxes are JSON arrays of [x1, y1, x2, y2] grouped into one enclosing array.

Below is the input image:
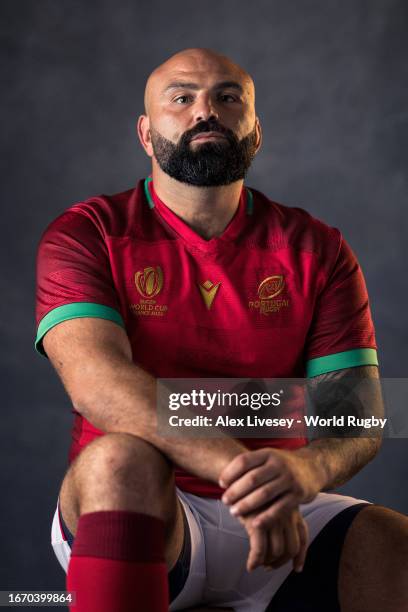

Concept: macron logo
[[198, 280, 221, 310]]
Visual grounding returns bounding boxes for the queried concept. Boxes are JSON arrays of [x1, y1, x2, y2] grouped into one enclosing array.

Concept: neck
[[151, 164, 244, 240]]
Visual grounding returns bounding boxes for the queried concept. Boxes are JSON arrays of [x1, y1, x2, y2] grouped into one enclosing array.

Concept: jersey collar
[[143, 176, 253, 253]]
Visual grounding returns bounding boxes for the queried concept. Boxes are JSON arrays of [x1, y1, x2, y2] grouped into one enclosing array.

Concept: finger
[[247, 527, 267, 572], [293, 516, 309, 573], [264, 519, 297, 570], [283, 513, 300, 561], [226, 476, 290, 517], [267, 524, 285, 562], [222, 466, 284, 506], [218, 449, 271, 488], [251, 494, 297, 528]]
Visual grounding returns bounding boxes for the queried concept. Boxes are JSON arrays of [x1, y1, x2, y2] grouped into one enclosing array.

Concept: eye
[[219, 94, 237, 102], [173, 95, 192, 104]]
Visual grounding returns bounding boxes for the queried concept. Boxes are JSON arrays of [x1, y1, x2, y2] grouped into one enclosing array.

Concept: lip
[[191, 132, 227, 142]]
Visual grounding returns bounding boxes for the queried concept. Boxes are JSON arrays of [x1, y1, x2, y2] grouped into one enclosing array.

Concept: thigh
[[58, 433, 186, 571]]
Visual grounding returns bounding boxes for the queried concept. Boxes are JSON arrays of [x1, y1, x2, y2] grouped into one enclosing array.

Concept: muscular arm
[[294, 364, 383, 491], [43, 317, 247, 482], [219, 364, 384, 528]]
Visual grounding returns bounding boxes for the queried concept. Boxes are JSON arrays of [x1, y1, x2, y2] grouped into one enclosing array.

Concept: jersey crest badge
[[249, 274, 290, 315], [258, 275, 285, 299]]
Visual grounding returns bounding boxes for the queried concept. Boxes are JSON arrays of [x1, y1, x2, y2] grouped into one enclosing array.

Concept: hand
[[219, 447, 324, 529], [237, 507, 309, 572]]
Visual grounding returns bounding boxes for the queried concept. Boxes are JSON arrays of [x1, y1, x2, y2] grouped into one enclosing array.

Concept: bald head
[[143, 48, 255, 115]]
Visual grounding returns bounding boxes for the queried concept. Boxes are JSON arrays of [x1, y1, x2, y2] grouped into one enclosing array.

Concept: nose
[[192, 94, 219, 123]]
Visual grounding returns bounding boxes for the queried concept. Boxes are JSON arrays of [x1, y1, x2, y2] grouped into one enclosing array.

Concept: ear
[[137, 114, 154, 157], [254, 116, 263, 154]]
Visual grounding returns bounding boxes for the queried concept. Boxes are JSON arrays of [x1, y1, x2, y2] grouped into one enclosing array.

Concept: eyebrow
[[163, 80, 244, 94]]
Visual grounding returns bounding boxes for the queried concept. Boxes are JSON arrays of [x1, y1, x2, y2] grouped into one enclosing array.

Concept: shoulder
[[248, 185, 343, 266], [38, 180, 146, 243]]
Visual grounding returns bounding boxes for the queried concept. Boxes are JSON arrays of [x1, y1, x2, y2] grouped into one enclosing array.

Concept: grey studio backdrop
[[1, 0, 407, 596]]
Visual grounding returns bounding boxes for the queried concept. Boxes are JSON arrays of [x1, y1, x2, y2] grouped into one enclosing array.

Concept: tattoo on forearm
[[303, 365, 384, 489], [306, 365, 384, 438]]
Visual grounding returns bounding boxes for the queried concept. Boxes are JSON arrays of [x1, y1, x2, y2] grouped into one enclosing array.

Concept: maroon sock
[[67, 510, 168, 612]]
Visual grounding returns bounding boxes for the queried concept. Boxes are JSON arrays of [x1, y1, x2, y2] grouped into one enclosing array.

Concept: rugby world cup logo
[[135, 266, 163, 298]]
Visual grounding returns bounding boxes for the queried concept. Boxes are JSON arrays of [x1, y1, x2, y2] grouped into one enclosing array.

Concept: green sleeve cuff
[[35, 302, 125, 357], [306, 348, 378, 377]]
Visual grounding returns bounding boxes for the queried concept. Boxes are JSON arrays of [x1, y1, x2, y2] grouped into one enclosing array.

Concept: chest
[[106, 237, 319, 377]]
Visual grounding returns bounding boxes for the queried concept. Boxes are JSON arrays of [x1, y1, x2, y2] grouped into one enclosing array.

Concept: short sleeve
[[35, 209, 125, 358], [304, 232, 378, 377]]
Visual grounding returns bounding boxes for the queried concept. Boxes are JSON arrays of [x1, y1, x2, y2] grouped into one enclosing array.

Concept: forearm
[[294, 436, 381, 491], [297, 364, 383, 491], [71, 350, 247, 483]]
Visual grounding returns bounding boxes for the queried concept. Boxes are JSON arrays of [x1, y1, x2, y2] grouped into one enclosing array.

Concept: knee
[[74, 433, 174, 499], [362, 506, 408, 561], [380, 510, 408, 592], [352, 506, 408, 603]]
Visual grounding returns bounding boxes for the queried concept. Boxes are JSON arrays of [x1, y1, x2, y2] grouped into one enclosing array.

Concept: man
[[35, 48, 408, 611]]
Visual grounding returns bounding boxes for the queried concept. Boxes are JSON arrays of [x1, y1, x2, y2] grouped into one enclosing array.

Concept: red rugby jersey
[[35, 178, 378, 497]]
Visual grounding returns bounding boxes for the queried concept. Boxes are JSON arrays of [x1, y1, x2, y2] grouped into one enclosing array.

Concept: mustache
[[181, 120, 237, 145]]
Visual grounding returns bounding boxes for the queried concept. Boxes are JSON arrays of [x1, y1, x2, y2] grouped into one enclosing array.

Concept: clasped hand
[[218, 447, 322, 572]]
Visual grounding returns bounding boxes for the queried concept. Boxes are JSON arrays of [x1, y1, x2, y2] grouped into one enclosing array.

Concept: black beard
[[150, 120, 258, 187]]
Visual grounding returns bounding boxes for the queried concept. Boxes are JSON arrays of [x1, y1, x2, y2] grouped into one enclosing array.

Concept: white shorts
[[51, 488, 370, 612]]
